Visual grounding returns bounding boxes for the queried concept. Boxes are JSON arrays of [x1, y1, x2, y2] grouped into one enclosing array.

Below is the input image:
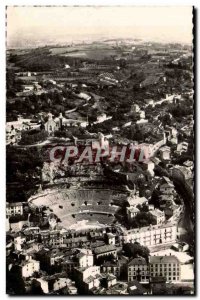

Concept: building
[[128, 257, 149, 283], [176, 142, 189, 154], [101, 273, 117, 288], [34, 276, 77, 294], [160, 182, 175, 195], [140, 110, 145, 119], [140, 75, 165, 88], [107, 233, 116, 245], [183, 160, 193, 170], [121, 222, 177, 247], [9, 219, 28, 232], [6, 117, 35, 144], [101, 261, 120, 278], [35, 248, 64, 271], [149, 255, 181, 282], [20, 259, 40, 278], [173, 165, 192, 180], [64, 64, 70, 69], [95, 281, 128, 295], [149, 209, 165, 225], [136, 119, 148, 126], [150, 276, 167, 294], [142, 160, 155, 176], [94, 245, 117, 260], [144, 99, 155, 107], [94, 113, 112, 124], [6, 117, 32, 132], [171, 242, 190, 253], [14, 236, 26, 251], [165, 126, 178, 144], [44, 113, 58, 134], [76, 92, 91, 101], [127, 207, 140, 221], [77, 249, 94, 268], [127, 280, 148, 295], [53, 276, 77, 295], [6, 202, 23, 218], [131, 104, 140, 113], [33, 278, 49, 294], [160, 146, 171, 160], [54, 112, 68, 129], [127, 194, 148, 208], [22, 85, 34, 92], [73, 265, 101, 292], [101, 256, 128, 279]]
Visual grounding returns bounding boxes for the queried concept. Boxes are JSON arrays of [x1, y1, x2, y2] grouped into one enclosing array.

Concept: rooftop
[[123, 221, 176, 235], [128, 257, 147, 266], [94, 244, 117, 255], [6, 202, 23, 207], [149, 209, 164, 218], [149, 255, 180, 264]]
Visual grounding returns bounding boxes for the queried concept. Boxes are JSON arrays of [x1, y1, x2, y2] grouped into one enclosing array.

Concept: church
[[44, 112, 68, 134]]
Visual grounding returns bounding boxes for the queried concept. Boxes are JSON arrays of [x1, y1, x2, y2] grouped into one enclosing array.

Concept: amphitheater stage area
[[28, 186, 128, 229]]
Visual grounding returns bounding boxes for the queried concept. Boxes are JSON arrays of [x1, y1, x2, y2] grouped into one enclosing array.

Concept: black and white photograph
[[5, 6, 195, 295]]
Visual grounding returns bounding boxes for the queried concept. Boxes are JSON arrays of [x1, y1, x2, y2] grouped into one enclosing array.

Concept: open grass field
[[50, 47, 121, 60]]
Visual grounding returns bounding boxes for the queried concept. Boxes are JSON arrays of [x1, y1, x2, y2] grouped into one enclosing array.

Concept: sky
[[6, 6, 193, 48]]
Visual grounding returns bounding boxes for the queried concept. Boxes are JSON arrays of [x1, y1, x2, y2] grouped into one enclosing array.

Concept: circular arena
[[28, 187, 128, 229]]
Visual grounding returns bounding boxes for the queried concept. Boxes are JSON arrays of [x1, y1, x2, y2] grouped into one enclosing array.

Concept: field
[[50, 47, 121, 60]]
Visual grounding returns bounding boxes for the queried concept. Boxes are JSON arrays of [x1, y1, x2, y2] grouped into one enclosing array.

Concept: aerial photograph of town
[[6, 6, 194, 295]]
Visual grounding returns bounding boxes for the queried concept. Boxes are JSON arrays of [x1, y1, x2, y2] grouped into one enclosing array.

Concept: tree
[[159, 114, 172, 126], [20, 130, 48, 145], [149, 189, 161, 208], [6, 265, 26, 295], [123, 242, 150, 261], [129, 212, 157, 228]]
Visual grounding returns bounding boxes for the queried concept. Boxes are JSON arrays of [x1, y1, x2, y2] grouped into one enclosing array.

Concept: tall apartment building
[[121, 222, 177, 247], [149, 255, 181, 282], [128, 257, 149, 283]]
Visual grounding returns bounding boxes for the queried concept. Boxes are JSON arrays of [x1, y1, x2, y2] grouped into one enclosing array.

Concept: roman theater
[[28, 182, 129, 230]]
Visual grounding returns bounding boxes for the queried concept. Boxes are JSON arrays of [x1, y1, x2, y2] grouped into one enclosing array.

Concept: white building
[[10, 220, 28, 232], [149, 255, 181, 282], [6, 118, 33, 144], [149, 209, 165, 225], [142, 161, 155, 176], [160, 179, 175, 195], [121, 222, 177, 247], [44, 113, 58, 134], [107, 233, 116, 245], [77, 92, 91, 101], [127, 195, 148, 208], [6, 202, 23, 217], [176, 142, 189, 154], [74, 266, 101, 291], [145, 99, 154, 107], [128, 257, 149, 283], [95, 113, 107, 124], [34, 278, 49, 294], [165, 126, 178, 145], [21, 260, 40, 278], [77, 249, 94, 268], [136, 119, 148, 126], [64, 64, 70, 69], [140, 110, 145, 119], [14, 236, 26, 251], [53, 278, 67, 291], [160, 146, 171, 160], [131, 104, 140, 113], [23, 85, 34, 92], [127, 206, 140, 220]]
